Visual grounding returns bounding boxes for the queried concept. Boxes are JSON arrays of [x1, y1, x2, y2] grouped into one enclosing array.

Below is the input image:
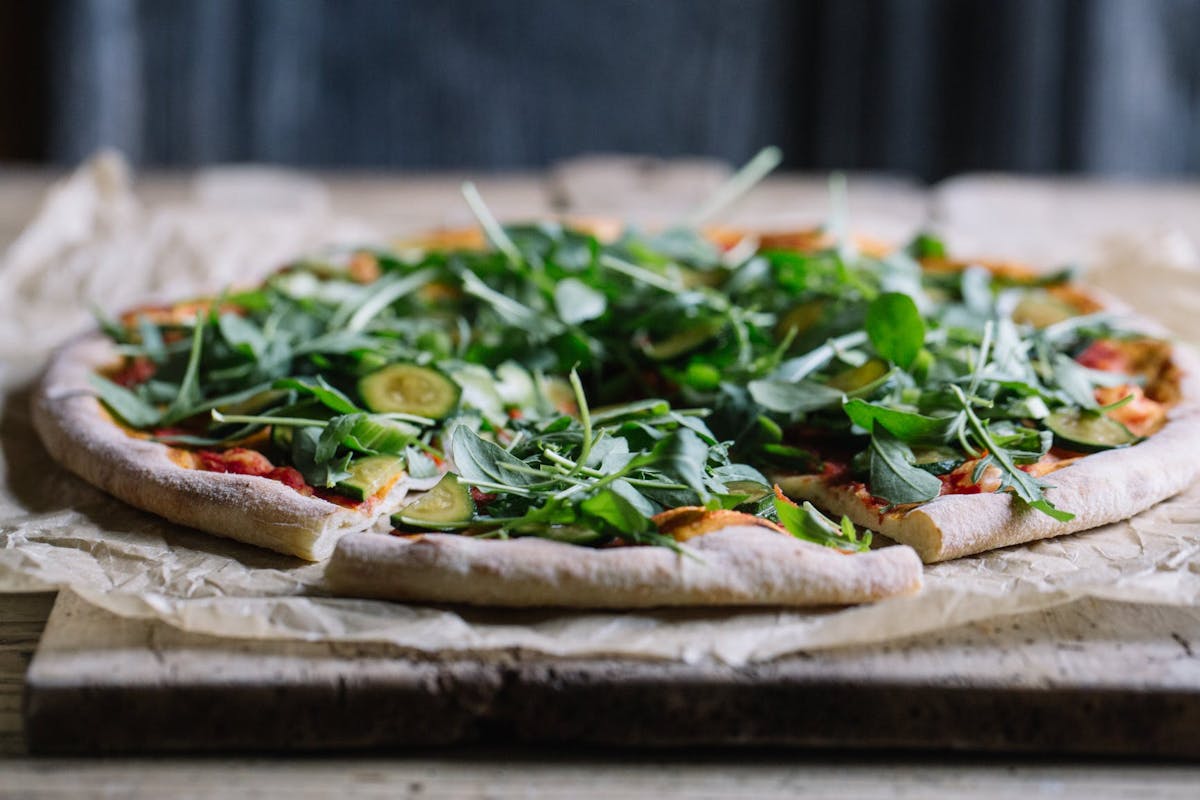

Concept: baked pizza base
[[326, 526, 923, 608], [777, 345, 1200, 563], [32, 333, 400, 561]]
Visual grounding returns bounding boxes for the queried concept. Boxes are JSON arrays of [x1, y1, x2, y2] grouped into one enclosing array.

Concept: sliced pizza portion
[[757, 247, 1200, 562]]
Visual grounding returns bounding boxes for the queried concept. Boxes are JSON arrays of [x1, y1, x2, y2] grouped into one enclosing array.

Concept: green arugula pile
[[90, 154, 1151, 554]]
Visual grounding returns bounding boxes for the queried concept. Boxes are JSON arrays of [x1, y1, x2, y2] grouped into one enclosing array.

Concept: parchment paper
[[3, 155, 1200, 666]]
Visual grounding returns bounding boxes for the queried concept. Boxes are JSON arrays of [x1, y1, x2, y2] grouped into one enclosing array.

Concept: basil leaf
[[866, 292, 925, 369]]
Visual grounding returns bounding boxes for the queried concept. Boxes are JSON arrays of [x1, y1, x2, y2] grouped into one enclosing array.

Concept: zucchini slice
[[1045, 408, 1139, 451], [828, 358, 889, 392], [1012, 291, 1079, 328], [358, 363, 461, 419], [333, 455, 407, 502], [391, 473, 474, 528], [911, 447, 965, 476]]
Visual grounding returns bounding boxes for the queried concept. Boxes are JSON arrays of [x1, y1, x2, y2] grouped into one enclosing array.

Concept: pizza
[[31, 181, 1199, 608]]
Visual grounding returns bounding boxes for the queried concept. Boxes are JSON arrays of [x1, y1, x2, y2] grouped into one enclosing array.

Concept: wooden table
[[4, 163, 1200, 797]]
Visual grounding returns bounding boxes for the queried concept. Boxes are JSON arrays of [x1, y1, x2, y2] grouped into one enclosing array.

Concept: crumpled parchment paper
[[3, 155, 1200, 666]]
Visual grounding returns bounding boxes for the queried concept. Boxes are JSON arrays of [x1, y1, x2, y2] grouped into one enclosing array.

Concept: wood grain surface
[[18, 590, 1200, 757]]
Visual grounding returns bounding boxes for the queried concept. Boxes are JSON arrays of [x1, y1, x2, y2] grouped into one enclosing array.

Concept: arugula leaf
[[641, 429, 712, 501], [951, 385, 1074, 521], [317, 414, 362, 463], [161, 314, 207, 424], [217, 313, 266, 360], [404, 445, 440, 479], [554, 278, 607, 325], [867, 424, 943, 505], [843, 398, 958, 443], [772, 487, 870, 552], [273, 376, 360, 414], [748, 379, 845, 414], [290, 426, 353, 487], [88, 374, 162, 428], [579, 488, 655, 537], [866, 292, 925, 369], [906, 232, 947, 260], [450, 426, 543, 489], [135, 316, 167, 364]]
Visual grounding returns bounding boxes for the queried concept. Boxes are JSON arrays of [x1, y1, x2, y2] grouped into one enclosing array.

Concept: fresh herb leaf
[[865, 292, 925, 369], [88, 374, 162, 428], [867, 423, 943, 505], [772, 486, 870, 552]]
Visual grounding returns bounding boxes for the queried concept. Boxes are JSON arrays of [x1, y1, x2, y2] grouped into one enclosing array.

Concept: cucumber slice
[[359, 363, 461, 419], [333, 455, 407, 501], [391, 473, 474, 528], [1045, 408, 1139, 451], [349, 416, 421, 455], [641, 318, 725, 361]]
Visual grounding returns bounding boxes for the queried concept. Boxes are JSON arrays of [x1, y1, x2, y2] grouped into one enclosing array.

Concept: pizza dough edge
[[32, 333, 381, 561], [325, 526, 924, 608]]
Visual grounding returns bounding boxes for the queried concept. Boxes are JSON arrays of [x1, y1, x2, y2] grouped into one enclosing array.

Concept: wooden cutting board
[[23, 589, 1200, 756]]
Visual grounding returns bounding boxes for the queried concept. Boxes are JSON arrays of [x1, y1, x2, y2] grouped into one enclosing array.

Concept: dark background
[[2, 0, 1199, 181]]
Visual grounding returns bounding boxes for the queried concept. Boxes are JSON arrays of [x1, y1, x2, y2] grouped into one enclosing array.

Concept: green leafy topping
[[772, 488, 871, 552], [91, 159, 1155, 546]]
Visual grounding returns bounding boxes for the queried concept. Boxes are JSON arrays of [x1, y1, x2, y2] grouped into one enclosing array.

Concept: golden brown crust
[[325, 527, 923, 608], [32, 334, 391, 561]]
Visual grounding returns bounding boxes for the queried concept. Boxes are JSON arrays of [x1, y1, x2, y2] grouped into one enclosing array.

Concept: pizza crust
[[32, 333, 392, 561], [325, 527, 923, 608], [777, 345, 1200, 563]]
